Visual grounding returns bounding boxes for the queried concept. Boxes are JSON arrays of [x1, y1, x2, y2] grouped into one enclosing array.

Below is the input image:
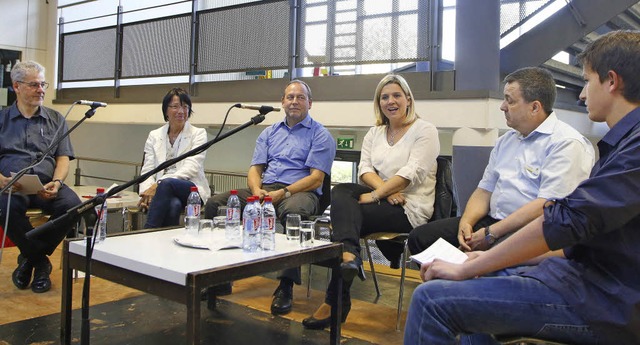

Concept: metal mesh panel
[[196, 1, 290, 74], [121, 15, 191, 78], [62, 28, 116, 82], [500, 0, 554, 37], [298, 0, 429, 67]]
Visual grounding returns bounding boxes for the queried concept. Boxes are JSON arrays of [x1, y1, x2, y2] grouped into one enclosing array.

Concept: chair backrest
[[431, 156, 457, 221], [317, 172, 332, 215]]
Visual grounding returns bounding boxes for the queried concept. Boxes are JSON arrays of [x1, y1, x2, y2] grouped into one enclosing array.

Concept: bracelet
[[53, 179, 64, 187], [370, 190, 381, 205]]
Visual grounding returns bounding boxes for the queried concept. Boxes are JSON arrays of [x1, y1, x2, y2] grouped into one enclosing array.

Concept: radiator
[[208, 173, 248, 194]]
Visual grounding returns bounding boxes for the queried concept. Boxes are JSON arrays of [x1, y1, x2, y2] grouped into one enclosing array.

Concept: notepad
[[409, 237, 468, 265]]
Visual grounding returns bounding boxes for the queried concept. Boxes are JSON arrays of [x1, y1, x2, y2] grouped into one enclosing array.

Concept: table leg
[[60, 247, 73, 345], [186, 283, 201, 344], [329, 265, 342, 345]]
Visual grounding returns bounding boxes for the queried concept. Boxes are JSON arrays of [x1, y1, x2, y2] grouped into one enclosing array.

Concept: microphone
[[235, 103, 281, 114], [76, 100, 108, 108]]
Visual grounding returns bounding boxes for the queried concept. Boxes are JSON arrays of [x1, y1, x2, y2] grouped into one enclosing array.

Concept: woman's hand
[[138, 183, 158, 211], [386, 192, 406, 206], [358, 192, 378, 204]]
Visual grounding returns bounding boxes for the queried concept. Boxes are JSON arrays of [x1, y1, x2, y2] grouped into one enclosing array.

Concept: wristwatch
[[484, 226, 497, 245], [283, 187, 291, 198]]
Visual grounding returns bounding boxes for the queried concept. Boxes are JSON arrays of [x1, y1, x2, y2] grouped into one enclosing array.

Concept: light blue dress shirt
[[477, 113, 595, 220], [251, 114, 336, 195]]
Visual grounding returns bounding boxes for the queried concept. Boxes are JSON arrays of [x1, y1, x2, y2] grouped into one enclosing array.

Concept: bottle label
[[263, 217, 275, 232], [186, 204, 201, 217], [226, 208, 239, 221]]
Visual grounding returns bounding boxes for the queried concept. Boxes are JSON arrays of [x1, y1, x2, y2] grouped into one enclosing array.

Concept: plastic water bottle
[[185, 186, 201, 236], [225, 190, 242, 245], [93, 188, 107, 244], [242, 196, 261, 252], [261, 196, 276, 251]]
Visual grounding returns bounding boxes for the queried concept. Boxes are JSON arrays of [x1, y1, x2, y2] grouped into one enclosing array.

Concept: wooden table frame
[[60, 228, 343, 344]]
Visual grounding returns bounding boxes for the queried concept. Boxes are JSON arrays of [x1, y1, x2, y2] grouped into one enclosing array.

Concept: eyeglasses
[[17, 81, 49, 90], [168, 104, 190, 111]]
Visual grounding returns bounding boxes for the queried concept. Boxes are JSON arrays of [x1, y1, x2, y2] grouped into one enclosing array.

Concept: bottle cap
[[230, 190, 238, 195], [96, 188, 105, 194], [190, 186, 198, 192], [264, 196, 273, 202]]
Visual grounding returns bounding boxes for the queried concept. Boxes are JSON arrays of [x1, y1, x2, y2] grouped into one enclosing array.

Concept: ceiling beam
[[500, 0, 639, 76]]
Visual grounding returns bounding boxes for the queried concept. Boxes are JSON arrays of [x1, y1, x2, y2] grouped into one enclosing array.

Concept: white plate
[[173, 235, 209, 249]]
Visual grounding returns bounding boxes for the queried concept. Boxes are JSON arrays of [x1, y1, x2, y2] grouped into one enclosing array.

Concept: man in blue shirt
[[0, 61, 81, 293], [404, 30, 640, 345], [204, 80, 336, 315]]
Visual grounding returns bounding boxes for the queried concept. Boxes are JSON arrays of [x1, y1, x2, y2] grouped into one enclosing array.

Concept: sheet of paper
[[409, 237, 468, 265], [10, 172, 45, 195]]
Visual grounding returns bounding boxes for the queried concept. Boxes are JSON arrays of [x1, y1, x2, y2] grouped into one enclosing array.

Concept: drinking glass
[[286, 214, 301, 241], [199, 219, 214, 243], [299, 220, 314, 248], [213, 216, 226, 231]]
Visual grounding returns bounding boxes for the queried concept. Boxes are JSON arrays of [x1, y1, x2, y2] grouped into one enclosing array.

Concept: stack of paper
[[409, 238, 468, 265]]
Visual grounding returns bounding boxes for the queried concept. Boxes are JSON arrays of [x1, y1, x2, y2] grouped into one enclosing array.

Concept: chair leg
[[396, 240, 409, 331], [364, 239, 381, 297], [307, 263, 312, 298]]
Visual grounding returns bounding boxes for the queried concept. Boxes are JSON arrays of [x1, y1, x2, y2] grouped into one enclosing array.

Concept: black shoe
[[341, 256, 366, 282], [270, 283, 293, 315], [12, 255, 34, 290], [302, 304, 351, 330], [31, 257, 52, 293]]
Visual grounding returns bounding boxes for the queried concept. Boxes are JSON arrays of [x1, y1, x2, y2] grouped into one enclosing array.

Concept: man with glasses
[[0, 61, 81, 293], [204, 80, 336, 315]]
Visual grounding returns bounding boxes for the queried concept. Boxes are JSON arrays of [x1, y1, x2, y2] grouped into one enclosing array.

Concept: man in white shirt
[[408, 67, 595, 254]]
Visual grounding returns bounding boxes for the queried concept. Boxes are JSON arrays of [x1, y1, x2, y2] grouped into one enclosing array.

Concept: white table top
[[68, 229, 334, 286], [69, 185, 139, 209]]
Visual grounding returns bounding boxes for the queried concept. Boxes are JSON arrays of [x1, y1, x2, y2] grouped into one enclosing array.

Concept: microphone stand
[[26, 112, 268, 345], [0, 105, 100, 265]]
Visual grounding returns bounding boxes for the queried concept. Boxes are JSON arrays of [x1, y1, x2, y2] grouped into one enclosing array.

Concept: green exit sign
[[337, 137, 354, 149]]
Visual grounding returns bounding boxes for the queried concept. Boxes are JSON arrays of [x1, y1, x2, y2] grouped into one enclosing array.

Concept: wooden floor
[[0, 243, 421, 344]]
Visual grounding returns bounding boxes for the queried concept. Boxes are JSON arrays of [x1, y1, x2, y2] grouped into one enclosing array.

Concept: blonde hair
[[373, 74, 418, 126]]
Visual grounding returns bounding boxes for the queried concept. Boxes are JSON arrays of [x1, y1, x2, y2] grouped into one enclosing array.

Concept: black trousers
[[330, 183, 413, 262], [0, 185, 81, 261], [407, 214, 499, 255]]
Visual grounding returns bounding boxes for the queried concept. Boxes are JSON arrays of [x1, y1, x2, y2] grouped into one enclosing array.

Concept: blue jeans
[[404, 275, 599, 345], [144, 178, 197, 228]]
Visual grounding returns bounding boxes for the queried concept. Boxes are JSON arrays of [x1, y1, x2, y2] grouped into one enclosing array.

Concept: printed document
[[409, 237, 468, 265], [10, 173, 45, 195]]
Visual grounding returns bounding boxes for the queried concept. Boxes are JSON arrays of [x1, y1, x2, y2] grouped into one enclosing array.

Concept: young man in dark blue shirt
[[404, 30, 640, 345]]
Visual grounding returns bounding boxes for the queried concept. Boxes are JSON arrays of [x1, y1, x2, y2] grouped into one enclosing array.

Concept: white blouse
[[358, 118, 440, 227]]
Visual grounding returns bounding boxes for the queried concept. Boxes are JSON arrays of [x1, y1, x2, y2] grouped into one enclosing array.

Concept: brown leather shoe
[[12, 255, 33, 289]]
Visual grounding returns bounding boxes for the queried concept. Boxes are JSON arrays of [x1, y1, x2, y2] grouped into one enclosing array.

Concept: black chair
[[362, 155, 456, 330], [306, 172, 333, 297]]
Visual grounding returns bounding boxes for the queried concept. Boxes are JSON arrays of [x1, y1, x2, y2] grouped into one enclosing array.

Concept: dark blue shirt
[[526, 107, 640, 344], [0, 103, 75, 183]]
